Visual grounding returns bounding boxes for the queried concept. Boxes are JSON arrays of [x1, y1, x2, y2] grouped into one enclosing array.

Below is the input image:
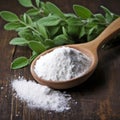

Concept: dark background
[[0, 0, 120, 120]]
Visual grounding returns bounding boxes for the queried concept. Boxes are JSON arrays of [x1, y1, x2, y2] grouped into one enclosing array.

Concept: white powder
[[34, 46, 91, 81], [11, 77, 72, 112]]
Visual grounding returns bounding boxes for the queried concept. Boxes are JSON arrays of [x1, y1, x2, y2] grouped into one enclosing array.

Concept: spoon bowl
[[31, 18, 120, 89]]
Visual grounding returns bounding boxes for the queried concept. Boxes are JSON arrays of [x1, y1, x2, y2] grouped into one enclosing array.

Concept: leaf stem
[[18, 19, 42, 37]]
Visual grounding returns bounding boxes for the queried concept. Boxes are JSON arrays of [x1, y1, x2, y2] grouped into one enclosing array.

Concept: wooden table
[[0, 0, 120, 120]]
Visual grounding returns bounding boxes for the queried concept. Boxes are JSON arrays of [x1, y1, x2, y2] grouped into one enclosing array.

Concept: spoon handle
[[87, 17, 120, 50]]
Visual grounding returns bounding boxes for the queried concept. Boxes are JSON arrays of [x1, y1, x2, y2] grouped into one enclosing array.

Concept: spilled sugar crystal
[[11, 77, 73, 112]]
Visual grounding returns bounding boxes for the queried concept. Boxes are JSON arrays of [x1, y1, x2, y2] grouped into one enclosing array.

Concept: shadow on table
[[68, 66, 106, 93], [68, 43, 120, 94]]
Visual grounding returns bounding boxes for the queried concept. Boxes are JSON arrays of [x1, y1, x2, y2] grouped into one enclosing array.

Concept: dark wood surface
[[0, 0, 120, 120]]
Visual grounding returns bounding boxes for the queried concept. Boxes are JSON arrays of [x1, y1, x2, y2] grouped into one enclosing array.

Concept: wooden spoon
[[31, 18, 120, 89]]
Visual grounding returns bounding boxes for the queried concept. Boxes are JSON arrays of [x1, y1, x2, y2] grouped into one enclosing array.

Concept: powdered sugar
[[11, 77, 72, 112], [34, 46, 91, 81]]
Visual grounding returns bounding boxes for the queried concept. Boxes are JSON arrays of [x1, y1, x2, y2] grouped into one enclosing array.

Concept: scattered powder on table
[[34, 46, 92, 81], [11, 77, 73, 112], [1, 86, 4, 90]]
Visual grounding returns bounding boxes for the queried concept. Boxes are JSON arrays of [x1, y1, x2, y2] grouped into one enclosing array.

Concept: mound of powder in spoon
[[34, 46, 92, 81]]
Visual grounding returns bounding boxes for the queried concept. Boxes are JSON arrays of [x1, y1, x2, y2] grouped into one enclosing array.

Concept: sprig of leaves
[[0, 0, 119, 69]]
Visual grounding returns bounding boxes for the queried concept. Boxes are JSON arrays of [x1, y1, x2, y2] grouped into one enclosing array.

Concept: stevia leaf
[[64, 13, 76, 18], [94, 13, 105, 22], [66, 17, 82, 25], [23, 13, 33, 24], [79, 26, 86, 38], [32, 31, 44, 42], [67, 25, 80, 36], [15, 26, 28, 31], [37, 15, 61, 26], [35, 0, 40, 7], [73, 5, 93, 19], [28, 41, 46, 54], [101, 6, 113, 23], [54, 34, 73, 45], [18, 0, 33, 7], [23, 14, 27, 23], [11, 57, 29, 69], [9, 37, 29, 46], [26, 15, 33, 25], [96, 26, 105, 34], [87, 33, 98, 41], [29, 51, 38, 63], [18, 30, 43, 42], [47, 26, 60, 37], [46, 2, 65, 19], [43, 39, 55, 49], [4, 22, 24, 30], [18, 30, 33, 40], [62, 26, 68, 37], [88, 25, 97, 35], [40, 2, 49, 15], [86, 18, 97, 28], [36, 24, 48, 39], [0, 11, 19, 22], [26, 9, 40, 16]]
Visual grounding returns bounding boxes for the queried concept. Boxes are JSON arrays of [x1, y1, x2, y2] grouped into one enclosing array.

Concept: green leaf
[[40, 2, 49, 15], [18, 30, 33, 40], [28, 41, 46, 54], [18, 30, 42, 42], [18, 0, 33, 7], [73, 5, 93, 19], [37, 15, 61, 26], [35, 0, 40, 7], [9, 37, 29, 46], [29, 51, 38, 63], [101, 6, 113, 23], [47, 26, 60, 37], [43, 39, 55, 49], [35, 24, 48, 39], [67, 25, 80, 36], [26, 9, 40, 16], [88, 25, 97, 35], [4, 22, 24, 30], [86, 18, 97, 28], [87, 33, 97, 41], [0, 11, 19, 22], [31, 31, 44, 42], [66, 17, 82, 25], [23, 13, 32, 24], [11, 57, 29, 69], [54, 34, 73, 45], [23, 14, 27, 23], [79, 26, 86, 38], [94, 14, 105, 22], [46, 2, 65, 19], [87, 26, 99, 41], [26, 15, 33, 25], [64, 13, 76, 18], [15, 26, 28, 31], [62, 26, 68, 37]]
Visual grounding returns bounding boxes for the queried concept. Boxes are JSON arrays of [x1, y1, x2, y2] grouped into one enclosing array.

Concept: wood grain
[[0, 0, 120, 120]]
